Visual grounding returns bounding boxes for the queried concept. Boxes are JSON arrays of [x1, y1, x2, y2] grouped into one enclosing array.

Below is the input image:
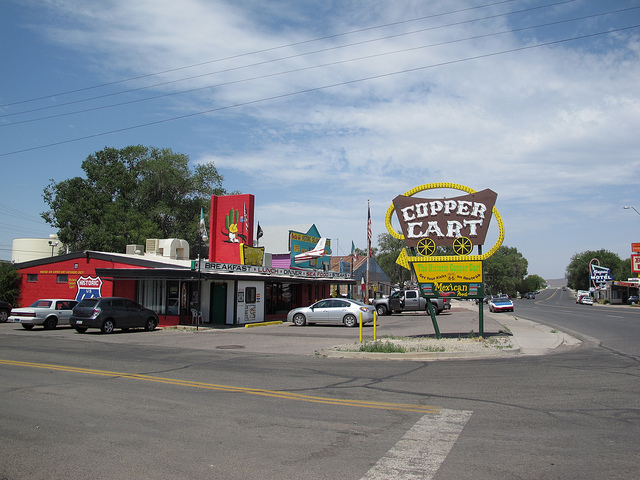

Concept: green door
[[210, 284, 227, 325]]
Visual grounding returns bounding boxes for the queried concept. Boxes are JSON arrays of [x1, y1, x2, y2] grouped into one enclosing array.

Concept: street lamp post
[[48, 240, 58, 257], [623, 206, 640, 216]]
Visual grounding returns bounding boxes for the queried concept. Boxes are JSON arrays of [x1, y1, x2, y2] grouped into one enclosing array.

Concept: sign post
[[385, 183, 505, 338]]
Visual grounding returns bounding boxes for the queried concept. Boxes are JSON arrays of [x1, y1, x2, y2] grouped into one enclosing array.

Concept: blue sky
[[1, 0, 639, 279]]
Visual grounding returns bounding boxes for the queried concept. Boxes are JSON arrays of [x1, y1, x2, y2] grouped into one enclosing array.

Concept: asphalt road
[[0, 291, 638, 480], [512, 287, 640, 358]]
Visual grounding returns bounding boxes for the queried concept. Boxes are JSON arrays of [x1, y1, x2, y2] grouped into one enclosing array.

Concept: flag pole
[[366, 199, 371, 303]]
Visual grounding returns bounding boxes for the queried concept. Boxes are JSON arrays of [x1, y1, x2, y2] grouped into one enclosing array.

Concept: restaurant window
[[137, 279, 184, 315], [167, 281, 179, 315], [57, 274, 68, 283], [27, 274, 37, 282], [137, 279, 167, 314], [266, 282, 295, 315], [245, 287, 256, 304]]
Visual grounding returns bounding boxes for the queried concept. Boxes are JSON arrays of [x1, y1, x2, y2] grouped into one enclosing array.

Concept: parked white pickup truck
[[373, 290, 450, 316]]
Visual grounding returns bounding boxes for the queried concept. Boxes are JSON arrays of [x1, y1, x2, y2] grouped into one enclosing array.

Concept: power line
[[2, 5, 634, 127], [1, 24, 637, 158], [0, 0, 581, 120], [2, 0, 586, 122], [0, 202, 48, 225], [0, 0, 525, 109]]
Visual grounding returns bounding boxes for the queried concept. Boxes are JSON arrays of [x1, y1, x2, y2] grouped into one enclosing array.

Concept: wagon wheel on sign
[[452, 236, 473, 256], [417, 238, 436, 257]]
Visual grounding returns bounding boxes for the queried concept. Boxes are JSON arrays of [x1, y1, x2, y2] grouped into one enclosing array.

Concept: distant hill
[[545, 278, 567, 288]]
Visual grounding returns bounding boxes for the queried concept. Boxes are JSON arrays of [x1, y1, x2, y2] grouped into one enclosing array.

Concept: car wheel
[[144, 318, 157, 331], [0, 309, 8, 322], [376, 305, 387, 316], [101, 319, 115, 334], [43, 317, 58, 330], [292, 313, 306, 326], [343, 314, 358, 327], [22, 324, 34, 330], [75, 327, 88, 333]]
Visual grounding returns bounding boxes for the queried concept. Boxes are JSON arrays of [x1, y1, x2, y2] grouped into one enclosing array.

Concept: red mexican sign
[[393, 189, 497, 248]]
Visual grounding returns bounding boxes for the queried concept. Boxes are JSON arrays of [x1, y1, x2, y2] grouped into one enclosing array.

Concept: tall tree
[[566, 249, 626, 290], [42, 145, 229, 255], [483, 245, 528, 297]]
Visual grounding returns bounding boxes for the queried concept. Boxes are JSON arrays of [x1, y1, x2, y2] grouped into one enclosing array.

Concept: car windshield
[[30, 300, 52, 308], [494, 298, 511, 304]]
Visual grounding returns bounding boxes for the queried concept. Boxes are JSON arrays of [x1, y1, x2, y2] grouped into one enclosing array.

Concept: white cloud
[[5, 0, 640, 277]]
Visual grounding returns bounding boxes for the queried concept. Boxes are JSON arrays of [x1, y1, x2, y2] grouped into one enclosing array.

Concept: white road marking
[[361, 408, 472, 480]]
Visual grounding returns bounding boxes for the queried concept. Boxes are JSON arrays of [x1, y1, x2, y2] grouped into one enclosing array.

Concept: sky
[[1, 0, 639, 280]]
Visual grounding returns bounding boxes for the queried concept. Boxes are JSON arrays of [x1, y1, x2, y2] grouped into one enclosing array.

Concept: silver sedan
[[287, 298, 375, 327]]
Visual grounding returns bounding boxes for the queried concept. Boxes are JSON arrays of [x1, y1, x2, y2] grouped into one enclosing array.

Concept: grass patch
[[359, 340, 406, 353]]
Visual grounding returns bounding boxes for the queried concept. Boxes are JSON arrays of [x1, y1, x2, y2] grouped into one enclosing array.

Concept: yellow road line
[[0, 359, 441, 414]]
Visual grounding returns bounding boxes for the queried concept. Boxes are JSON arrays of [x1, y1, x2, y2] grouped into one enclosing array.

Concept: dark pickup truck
[[373, 290, 450, 316]]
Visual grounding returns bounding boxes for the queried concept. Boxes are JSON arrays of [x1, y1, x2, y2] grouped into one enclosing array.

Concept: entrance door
[[210, 284, 227, 325]]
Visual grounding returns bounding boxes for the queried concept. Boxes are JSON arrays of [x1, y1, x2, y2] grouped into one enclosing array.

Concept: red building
[[14, 249, 353, 327]]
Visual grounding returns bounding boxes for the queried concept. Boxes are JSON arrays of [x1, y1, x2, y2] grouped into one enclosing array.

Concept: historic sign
[[413, 261, 483, 283]]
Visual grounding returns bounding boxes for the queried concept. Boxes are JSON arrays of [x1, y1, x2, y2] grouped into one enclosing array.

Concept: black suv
[[0, 300, 11, 323], [70, 297, 159, 334]]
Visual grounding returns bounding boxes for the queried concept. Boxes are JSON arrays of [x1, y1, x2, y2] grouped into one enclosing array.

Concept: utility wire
[[2, 6, 635, 127], [1, 0, 578, 118], [1, 24, 637, 158], [0, 0, 525, 109]]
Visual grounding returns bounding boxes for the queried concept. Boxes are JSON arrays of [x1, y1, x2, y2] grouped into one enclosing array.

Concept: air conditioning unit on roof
[[145, 239, 159, 255]]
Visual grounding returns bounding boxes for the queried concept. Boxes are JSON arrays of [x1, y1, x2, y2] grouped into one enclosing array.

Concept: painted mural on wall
[[289, 227, 331, 269], [209, 194, 255, 264]]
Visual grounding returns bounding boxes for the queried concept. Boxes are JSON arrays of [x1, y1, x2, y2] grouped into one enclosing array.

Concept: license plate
[[76, 320, 83, 324]]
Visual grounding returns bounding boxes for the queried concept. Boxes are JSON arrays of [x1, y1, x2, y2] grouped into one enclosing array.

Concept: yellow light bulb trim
[[385, 183, 504, 262]]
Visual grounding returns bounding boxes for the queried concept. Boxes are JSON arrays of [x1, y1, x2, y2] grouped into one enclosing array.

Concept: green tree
[[483, 246, 528, 297], [0, 262, 21, 306], [566, 249, 625, 290], [375, 232, 410, 288], [521, 274, 546, 293], [42, 145, 229, 255]]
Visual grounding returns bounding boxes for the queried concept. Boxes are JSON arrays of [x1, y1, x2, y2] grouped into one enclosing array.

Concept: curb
[[321, 345, 522, 361]]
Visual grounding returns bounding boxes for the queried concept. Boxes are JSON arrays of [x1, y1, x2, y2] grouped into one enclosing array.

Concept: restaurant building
[[12, 195, 355, 326]]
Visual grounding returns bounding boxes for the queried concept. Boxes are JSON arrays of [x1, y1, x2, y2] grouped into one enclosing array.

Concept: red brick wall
[[17, 257, 146, 308]]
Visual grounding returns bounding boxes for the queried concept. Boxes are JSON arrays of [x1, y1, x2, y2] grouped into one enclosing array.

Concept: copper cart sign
[[385, 183, 505, 337]]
